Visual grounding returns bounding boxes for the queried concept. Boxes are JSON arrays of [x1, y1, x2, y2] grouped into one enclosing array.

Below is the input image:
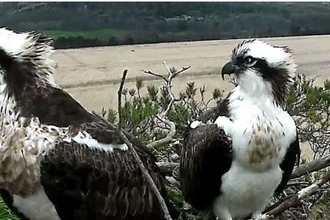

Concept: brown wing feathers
[[0, 30, 177, 220], [41, 140, 169, 220], [180, 124, 233, 210]]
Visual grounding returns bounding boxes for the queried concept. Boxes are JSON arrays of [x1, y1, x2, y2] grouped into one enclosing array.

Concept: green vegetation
[[0, 65, 329, 218], [104, 67, 329, 219], [1, 2, 330, 48], [0, 2, 329, 218], [0, 197, 18, 220]]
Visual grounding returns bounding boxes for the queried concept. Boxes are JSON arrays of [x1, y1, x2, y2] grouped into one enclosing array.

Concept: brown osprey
[[180, 39, 300, 220], [0, 28, 176, 220]]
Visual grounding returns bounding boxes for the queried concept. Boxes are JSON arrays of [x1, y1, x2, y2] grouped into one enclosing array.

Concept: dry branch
[[118, 130, 173, 220], [142, 70, 168, 82], [143, 62, 190, 149], [291, 154, 330, 179], [147, 119, 176, 149], [264, 170, 330, 218], [156, 162, 179, 176], [156, 154, 330, 180], [117, 69, 128, 128], [112, 70, 172, 220]]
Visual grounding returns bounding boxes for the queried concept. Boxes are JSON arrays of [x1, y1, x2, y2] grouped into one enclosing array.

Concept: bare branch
[[118, 130, 173, 220], [172, 65, 191, 78], [144, 61, 190, 149], [155, 154, 330, 181], [92, 111, 172, 220], [142, 70, 168, 82], [291, 154, 330, 179], [163, 61, 172, 77], [156, 162, 179, 176], [163, 65, 190, 116], [117, 69, 128, 128], [264, 170, 330, 218], [147, 119, 176, 149]]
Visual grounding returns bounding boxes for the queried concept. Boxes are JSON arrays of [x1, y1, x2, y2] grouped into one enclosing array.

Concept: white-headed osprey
[[0, 28, 177, 220], [180, 39, 300, 220]]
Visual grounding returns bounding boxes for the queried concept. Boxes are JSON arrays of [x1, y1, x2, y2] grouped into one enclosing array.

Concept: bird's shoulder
[[180, 123, 233, 210], [20, 85, 95, 127], [198, 97, 230, 123]]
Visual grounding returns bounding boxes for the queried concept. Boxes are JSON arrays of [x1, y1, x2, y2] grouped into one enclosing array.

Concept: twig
[[91, 113, 173, 220], [264, 170, 330, 218], [117, 130, 173, 220], [142, 70, 168, 82], [147, 119, 176, 149], [143, 62, 190, 149], [163, 62, 190, 116], [114, 69, 172, 219], [155, 153, 330, 180], [156, 162, 179, 176], [163, 61, 172, 77], [291, 154, 330, 179], [163, 61, 190, 78], [117, 69, 128, 128]]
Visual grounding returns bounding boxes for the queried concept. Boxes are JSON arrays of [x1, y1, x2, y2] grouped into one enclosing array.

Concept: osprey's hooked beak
[[221, 61, 236, 80]]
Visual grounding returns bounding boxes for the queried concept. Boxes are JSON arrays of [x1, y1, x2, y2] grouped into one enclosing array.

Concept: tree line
[[1, 2, 330, 49]]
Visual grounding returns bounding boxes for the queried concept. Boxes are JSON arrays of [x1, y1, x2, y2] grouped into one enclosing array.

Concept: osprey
[[0, 28, 177, 220], [180, 39, 300, 220]]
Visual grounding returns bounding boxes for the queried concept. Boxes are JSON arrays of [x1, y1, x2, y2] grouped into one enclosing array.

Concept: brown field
[[54, 34, 330, 111], [52, 35, 330, 160]]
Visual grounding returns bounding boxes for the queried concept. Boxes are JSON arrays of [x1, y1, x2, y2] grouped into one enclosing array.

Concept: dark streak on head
[[229, 39, 293, 107], [0, 48, 13, 71], [251, 59, 292, 106], [232, 39, 256, 59]]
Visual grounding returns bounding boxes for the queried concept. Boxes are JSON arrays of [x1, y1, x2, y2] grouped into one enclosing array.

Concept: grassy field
[[43, 28, 131, 40]]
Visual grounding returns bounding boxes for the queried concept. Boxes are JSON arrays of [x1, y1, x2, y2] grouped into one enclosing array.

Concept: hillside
[[1, 2, 330, 48]]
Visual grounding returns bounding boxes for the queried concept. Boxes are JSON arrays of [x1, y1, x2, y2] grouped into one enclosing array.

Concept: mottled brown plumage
[[0, 28, 177, 220], [41, 135, 168, 220]]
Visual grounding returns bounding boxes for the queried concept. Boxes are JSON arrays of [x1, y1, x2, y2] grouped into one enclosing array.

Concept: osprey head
[[221, 39, 296, 106], [0, 28, 57, 108]]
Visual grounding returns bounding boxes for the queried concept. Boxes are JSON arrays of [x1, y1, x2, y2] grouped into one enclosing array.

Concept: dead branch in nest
[[147, 119, 176, 149], [112, 70, 172, 220], [143, 61, 191, 149], [118, 130, 173, 220], [264, 170, 330, 218], [156, 154, 330, 180], [117, 69, 128, 129], [291, 154, 330, 179], [156, 162, 179, 176]]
